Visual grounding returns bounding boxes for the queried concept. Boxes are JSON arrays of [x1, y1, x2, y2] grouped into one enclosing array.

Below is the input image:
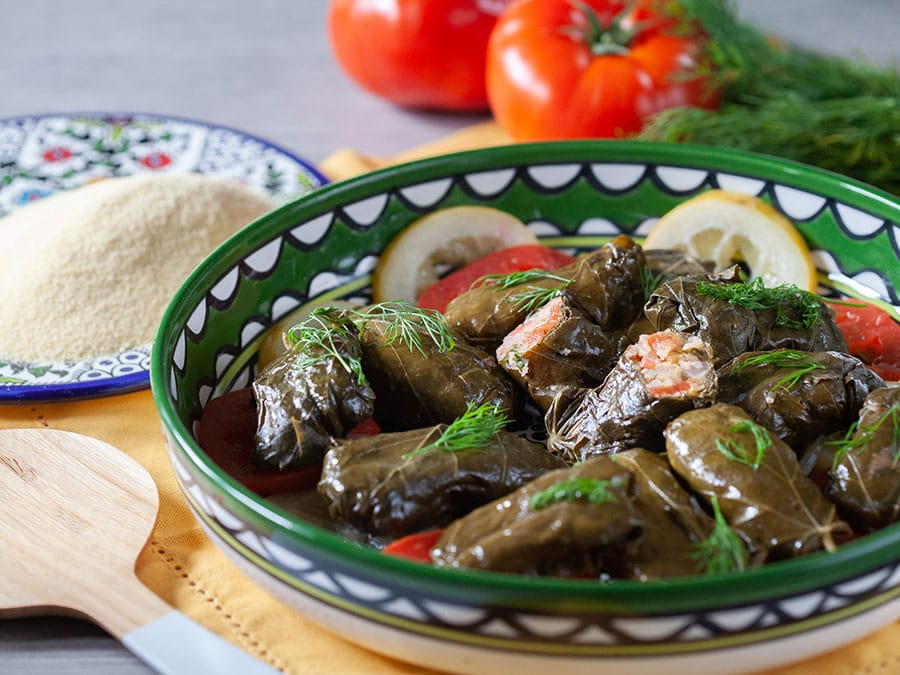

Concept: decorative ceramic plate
[[153, 141, 900, 675], [0, 112, 327, 403]]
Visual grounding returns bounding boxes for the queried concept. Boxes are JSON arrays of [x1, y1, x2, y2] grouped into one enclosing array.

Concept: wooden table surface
[[0, 1, 897, 673]]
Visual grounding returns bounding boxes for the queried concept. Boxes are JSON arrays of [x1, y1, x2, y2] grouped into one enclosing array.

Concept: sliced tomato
[[382, 528, 445, 563], [827, 299, 900, 382], [416, 244, 576, 312], [196, 388, 323, 497], [348, 416, 382, 437]]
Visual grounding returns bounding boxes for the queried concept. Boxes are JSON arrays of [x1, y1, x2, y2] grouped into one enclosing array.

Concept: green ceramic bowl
[[152, 141, 900, 675]]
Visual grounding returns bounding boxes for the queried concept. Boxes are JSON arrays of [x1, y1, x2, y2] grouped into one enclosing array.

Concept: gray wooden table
[[0, 1, 897, 673]]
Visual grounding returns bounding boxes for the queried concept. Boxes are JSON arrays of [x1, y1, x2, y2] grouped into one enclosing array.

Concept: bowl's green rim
[[152, 140, 900, 612]]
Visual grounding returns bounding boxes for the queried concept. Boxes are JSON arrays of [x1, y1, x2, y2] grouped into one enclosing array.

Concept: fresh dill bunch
[[644, 0, 900, 194], [286, 309, 367, 385], [696, 277, 823, 329], [663, 0, 900, 103], [529, 475, 625, 511], [715, 419, 772, 471], [354, 300, 456, 354], [638, 95, 900, 194], [691, 495, 748, 575], [402, 401, 511, 459], [830, 403, 900, 470], [731, 350, 827, 391]]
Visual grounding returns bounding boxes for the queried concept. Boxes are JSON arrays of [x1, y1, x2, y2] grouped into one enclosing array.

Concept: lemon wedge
[[372, 205, 537, 303], [643, 190, 818, 292]]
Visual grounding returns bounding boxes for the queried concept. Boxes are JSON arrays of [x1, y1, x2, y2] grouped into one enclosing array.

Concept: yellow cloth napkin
[[2, 125, 897, 674], [0, 391, 431, 674]]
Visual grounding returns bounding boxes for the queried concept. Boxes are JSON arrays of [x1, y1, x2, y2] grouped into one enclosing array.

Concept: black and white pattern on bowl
[[167, 161, 899, 410]]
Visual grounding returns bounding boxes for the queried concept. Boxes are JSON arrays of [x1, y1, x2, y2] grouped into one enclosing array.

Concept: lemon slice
[[372, 205, 537, 303], [643, 190, 818, 291]]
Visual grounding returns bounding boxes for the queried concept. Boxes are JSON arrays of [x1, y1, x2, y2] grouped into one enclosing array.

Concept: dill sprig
[[353, 300, 455, 354], [478, 269, 573, 313], [509, 284, 569, 313], [692, 495, 748, 575], [830, 402, 900, 470], [529, 476, 624, 511], [402, 401, 511, 459], [284, 300, 454, 384], [697, 277, 823, 329], [286, 309, 368, 385], [478, 269, 572, 290], [640, 265, 665, 301], [731, 349, 826, 391], [715, 419, 772, 471]]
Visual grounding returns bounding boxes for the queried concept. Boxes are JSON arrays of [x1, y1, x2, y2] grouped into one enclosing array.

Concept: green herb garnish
[[508, 284, 569, 313], [286, 309, 368, 385], [353, 300, 455, 354], [284, 300, 454, 384], [478, 269, 572, 290], [477, 269, 573, 313], [697, 277, 823, 329], [731, 349, 826, 391], [830, 402, 900, 470], [529, 476, 624, 511], [640, 265, 665, 301], [402, 401, 511, 459], [692, 495, 748, 575], [715, 419, 772, 471]]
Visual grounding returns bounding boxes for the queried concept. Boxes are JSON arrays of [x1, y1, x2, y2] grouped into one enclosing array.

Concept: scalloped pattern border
[[168, 444, 900, 652], [169, 160, 899, 407]]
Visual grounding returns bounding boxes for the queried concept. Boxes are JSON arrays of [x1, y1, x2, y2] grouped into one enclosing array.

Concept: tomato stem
[[571, 1, 643, 57]]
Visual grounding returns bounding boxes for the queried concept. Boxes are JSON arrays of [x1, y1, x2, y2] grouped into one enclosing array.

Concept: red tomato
[[416, 244, 576, 312], [196, 388, 323, 497], [348, 416, 382, 437], [382, 529, 445, 563], [828, 299, 900, 382], [328, 0, 511, 111], [485, 0, 719, 140]]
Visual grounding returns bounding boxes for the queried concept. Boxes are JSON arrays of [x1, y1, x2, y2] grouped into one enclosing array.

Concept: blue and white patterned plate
[[0, 112, 327, 403]]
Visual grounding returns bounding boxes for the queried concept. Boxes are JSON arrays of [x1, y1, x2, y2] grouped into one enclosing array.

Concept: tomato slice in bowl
[[417, 244, 576, 312], [196, 388, 323, 497], [828, 299, 900, 381], [382, 529, 445, 563]]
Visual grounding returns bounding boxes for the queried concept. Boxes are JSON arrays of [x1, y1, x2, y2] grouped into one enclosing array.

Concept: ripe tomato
[[828, 299, 900, 382], [485, 0, 719, 140], [328, 0, 512, 111], [416, 244, 576, 312]]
